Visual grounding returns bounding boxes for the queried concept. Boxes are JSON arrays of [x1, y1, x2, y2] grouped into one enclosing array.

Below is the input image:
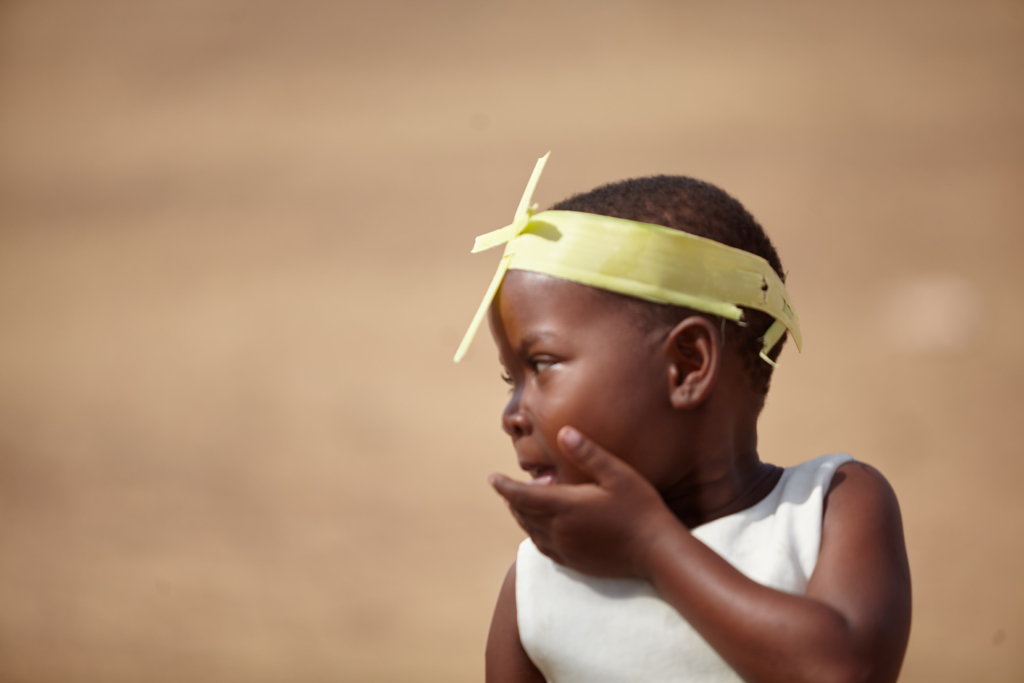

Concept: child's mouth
[[525, 465, 556, 485]]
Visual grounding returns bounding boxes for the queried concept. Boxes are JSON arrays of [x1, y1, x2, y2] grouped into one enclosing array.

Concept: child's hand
[[489, 426, 677, 579]]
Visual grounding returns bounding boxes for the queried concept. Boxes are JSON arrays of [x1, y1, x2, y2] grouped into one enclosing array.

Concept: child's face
[[488, 270, 686, 489]]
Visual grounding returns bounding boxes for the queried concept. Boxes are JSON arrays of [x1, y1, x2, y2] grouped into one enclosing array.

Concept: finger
[[489, 474, 564, 516], [556, 426, 634, 486], [505, 505, 559, 560], [532, 539, 564, 566], [509, 507, 552, 545]]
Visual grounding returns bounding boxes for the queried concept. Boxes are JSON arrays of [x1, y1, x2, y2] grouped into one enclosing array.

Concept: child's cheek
[[556, 459, 590, 485], [546, 431, 590, 485], [534, 396, 591, 485]]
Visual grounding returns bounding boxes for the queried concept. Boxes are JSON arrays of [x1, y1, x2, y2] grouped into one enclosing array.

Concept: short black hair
[[551, 175, 786, 395]]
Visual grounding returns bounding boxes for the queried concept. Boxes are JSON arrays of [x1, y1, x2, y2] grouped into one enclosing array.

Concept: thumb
[[557, 426, 629, 486]]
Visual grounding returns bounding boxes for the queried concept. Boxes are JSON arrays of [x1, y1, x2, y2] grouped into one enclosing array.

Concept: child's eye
[[532, 358, 556, 373], [500, 372, 514, 386]]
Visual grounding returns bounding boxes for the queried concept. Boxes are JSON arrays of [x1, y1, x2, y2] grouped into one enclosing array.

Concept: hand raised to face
[[489, 426, 679, 580]]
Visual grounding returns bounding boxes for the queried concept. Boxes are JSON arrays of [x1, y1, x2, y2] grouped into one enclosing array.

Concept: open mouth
[[523, 464, 556, 485]]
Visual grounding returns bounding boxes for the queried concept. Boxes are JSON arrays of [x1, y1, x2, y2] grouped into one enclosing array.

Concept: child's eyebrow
[[516, 330, 559, 356]]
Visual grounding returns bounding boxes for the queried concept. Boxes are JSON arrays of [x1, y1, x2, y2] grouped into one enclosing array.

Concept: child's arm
[[490, 431, 912, 683], [485, 562, 547, 683]]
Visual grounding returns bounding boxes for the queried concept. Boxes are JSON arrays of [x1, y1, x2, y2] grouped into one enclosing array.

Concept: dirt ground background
[[1, 1, 1022, 681]]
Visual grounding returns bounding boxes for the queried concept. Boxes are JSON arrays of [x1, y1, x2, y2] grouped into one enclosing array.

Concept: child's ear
[[665, 316, 721, 410]]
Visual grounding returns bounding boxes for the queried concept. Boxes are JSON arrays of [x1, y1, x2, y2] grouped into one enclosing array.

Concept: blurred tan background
[[1, 1, 1022, 681]]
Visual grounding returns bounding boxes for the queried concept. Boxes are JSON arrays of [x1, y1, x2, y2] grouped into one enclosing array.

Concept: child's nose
[[502, 399, 531, 439]]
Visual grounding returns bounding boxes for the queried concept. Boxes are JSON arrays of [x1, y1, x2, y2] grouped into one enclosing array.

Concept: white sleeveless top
[[516, 453, 853, 683]]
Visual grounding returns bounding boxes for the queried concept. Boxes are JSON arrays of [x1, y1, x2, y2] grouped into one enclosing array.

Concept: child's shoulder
[[777, 453, 904, 565], [820, 458, 905, 552], [822, 457, 902, 523], [775, 453, 898, 523], [812, 457, 910, 621]]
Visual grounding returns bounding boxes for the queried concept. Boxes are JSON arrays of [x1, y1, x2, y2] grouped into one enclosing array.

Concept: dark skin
[[484, 270, 911, 683]]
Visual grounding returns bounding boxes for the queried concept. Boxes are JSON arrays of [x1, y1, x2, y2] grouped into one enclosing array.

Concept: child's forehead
[[500, 269, 632, 315], [495, 270, 660, 341]]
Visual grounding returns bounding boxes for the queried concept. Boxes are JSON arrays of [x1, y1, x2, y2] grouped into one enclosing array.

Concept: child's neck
[[660, 407, 782, 529]]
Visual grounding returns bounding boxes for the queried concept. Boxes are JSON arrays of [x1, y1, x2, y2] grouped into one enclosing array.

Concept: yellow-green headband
[[454, 153, 801, 365]]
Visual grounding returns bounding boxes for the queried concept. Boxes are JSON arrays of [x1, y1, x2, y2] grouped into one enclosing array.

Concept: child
[[455, 154, 911, 683]]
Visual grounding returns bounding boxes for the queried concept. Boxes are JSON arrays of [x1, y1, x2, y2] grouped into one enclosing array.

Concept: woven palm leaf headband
[[454, 153, 801, 365]]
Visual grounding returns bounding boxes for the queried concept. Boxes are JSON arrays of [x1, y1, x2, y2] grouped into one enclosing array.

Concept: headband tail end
[[472, 223, 516, 253], [759, 319, 789, 366], [513, 152, 551, 222], [453, 255, 513, 364]]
